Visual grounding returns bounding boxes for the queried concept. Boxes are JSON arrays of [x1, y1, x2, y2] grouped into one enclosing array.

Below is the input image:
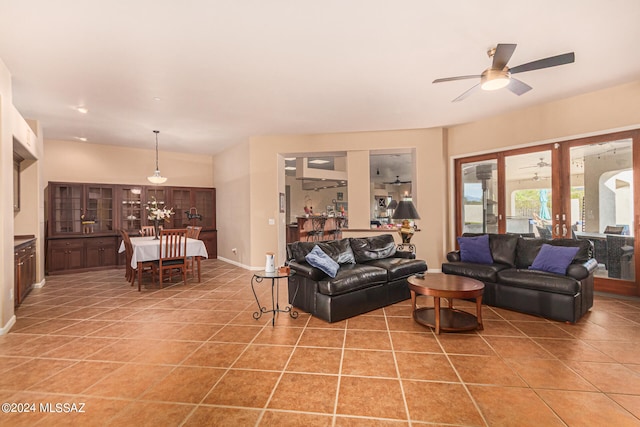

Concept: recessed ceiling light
[[284, 157, 295, 161], [153, 97, 161, 101], [284, 166, 296, 171], [75, 136, 87, 141], [309, 159, 330, 165], [76, 106, 88, 114]]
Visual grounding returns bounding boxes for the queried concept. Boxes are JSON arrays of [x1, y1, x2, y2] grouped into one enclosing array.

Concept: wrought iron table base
[[251, 272, 298, 326]]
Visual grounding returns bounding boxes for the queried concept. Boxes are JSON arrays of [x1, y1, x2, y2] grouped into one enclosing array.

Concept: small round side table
[[250, 270, 298, 326]]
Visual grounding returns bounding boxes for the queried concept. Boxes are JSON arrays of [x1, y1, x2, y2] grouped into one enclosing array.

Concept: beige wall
[[448, 81, 640, 158], [0, 58, 14, 332], [43, 139, 214, 186], [212, 140, 251, 267], [246, 129, 448, 270]]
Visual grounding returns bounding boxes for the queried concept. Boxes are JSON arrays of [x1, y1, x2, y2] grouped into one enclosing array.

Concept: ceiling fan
[[384, 176, 411, 185], [433, 44, 575, 102], [531, 172, 550, 181], [521, 157, 551, 169]]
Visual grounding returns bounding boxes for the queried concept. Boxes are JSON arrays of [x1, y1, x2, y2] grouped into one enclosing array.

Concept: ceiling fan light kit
[[480, 68, 511, 91], [433, 43, 575, 101]]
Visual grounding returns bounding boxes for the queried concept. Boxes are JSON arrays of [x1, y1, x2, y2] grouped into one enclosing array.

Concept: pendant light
[[147, 130, 167, 184]]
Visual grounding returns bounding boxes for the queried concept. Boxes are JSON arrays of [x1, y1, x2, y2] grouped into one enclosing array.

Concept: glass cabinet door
[[86, 186, 114, 233], [120, 187, 143, 233], [52, 183, 83, 234], [194, 189, 216, 229], [171, 188, 192, 228]]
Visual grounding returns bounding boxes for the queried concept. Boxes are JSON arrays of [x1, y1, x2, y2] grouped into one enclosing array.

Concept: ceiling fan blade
[[433, 75, 481, 83], [507, 78, 532, 96], [510, 52, 575, 74], [452, 83, 480, 102], [492, 44, 517, 69]]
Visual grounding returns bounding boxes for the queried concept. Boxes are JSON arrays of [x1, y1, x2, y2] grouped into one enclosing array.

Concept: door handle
[[562, 224, 568, 237], [555, 224, 560, 236]]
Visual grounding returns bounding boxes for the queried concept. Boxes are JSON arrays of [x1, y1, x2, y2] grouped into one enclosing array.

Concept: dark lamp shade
[[391, 200, 420, 220], [387, 200, 398, 210]]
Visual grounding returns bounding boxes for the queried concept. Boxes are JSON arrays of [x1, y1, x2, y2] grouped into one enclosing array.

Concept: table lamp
[[392, 200, 420, 243]]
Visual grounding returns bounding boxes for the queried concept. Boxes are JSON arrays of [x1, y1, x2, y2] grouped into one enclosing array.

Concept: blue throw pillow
[[529, 244, 580, 275], [457, 234, 493, 265], [305, 245, 340, 278]]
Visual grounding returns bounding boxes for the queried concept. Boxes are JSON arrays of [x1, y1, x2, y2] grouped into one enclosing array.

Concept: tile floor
[[2, 259, 640, 426]]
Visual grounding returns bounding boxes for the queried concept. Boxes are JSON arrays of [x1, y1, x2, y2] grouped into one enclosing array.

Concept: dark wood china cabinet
[[46, 181, 217, 274]]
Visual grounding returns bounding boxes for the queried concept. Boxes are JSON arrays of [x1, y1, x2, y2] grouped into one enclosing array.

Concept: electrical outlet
[[268, 218, 275, 225]]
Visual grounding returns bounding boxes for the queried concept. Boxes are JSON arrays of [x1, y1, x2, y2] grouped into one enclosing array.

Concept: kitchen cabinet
[[14, 238, 37, 306]]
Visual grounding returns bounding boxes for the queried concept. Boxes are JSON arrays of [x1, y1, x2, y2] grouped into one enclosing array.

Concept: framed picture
[[337, 192, 343, 201], [279, 192, 285, 213]]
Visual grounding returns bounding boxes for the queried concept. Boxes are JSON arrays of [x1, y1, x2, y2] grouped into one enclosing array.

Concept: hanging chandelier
[[147, 130, 167, 184]]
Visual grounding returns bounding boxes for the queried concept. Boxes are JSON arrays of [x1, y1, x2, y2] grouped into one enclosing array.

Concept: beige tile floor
[[2, 259, 640, 426]]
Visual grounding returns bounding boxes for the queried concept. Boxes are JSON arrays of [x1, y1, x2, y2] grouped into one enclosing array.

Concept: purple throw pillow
[[457, 234, 493, 265], [529, 244, 580, 275]]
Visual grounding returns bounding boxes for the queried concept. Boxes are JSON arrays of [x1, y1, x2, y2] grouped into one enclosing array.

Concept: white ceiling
[[1, 1, 639, 155]]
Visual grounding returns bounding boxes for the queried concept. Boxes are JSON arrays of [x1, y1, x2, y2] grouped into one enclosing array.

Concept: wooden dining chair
[[155, 228, 188, 287], [185, 226, 203, 281], [120, 230, 155, 291], [186, 225, 202, 239], [120, 229, 134, 282], [140, 225, 155, 237], [141, 224, 164, 237]]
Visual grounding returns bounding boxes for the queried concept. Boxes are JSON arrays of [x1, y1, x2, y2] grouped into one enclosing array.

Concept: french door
[[455, 130, 639, 296]]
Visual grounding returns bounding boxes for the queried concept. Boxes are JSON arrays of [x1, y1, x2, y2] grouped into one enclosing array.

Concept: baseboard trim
[[34, 278, 46, 289], [216, 256, 262, 271], [0, 315, 16, 336]]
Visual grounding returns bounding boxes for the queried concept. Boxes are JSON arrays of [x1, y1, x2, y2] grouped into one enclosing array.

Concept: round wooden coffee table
[[407, 273, 484, 334]]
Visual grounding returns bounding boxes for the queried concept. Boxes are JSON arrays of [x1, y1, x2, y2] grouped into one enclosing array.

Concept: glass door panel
[[121, 187, 143, 233], [171, 189, 192, 228], [53, 184, 83, 234], [460, 160, 498, 234], [86, 186, 113, 233], [570, 138, 634, 281], [194, 189, 215, 229], [504, 151, 553, 238]]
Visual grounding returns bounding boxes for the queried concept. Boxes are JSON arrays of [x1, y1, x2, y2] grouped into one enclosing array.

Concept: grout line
[[384, 303, 413, 426]]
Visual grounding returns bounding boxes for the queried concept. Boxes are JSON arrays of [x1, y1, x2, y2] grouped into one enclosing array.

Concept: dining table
[[118, 236, 209, 283]]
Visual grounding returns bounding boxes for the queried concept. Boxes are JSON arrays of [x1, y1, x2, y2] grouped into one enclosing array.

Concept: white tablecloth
[[118, 236, 209, 269]]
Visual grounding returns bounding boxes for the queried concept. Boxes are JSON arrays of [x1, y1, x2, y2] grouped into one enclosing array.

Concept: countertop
[[14, 235, 36, 249]]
